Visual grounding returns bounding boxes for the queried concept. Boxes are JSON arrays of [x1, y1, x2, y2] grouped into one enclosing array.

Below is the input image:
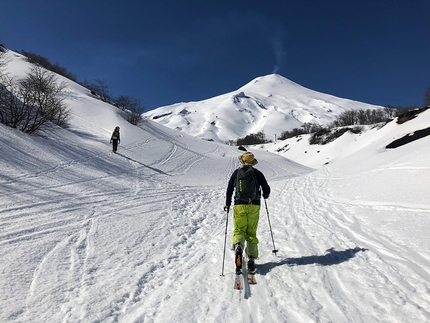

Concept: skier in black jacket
[[110, 126, 120, 153], [224, 151, 270, 273]]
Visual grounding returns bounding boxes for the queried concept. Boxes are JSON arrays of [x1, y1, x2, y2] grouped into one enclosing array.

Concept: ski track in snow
[[2, 137, 430, 323], [264, 167, 430, 323], [0, 124, 430, 322], [1, 127, 430, 322]]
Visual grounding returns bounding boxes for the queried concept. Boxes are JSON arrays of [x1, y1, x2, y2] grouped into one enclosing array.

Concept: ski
[[232, 244, 257, 289], [233, 244, 244, 290], [233, 268, 257, 290], [247, 256, 257, 284], [234, 272, 244, 290], [234, 269, 257, 289], [247, 270, 257, 284]]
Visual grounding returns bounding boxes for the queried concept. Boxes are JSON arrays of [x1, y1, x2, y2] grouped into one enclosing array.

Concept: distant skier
[[110, 126, 120, 153], [224, 151, 270, 274]]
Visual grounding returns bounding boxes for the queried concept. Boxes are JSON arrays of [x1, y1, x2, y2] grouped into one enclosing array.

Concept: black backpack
[[111, 130, 119, 140], [235, 167, 259, 203]]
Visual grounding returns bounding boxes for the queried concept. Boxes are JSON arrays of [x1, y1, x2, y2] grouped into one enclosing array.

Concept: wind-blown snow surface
[[143, 74, 384, 143], [1, 50, 430, 323]]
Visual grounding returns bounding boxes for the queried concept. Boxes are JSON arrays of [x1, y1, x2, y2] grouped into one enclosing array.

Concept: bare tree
[[331, 108, 396, 127], [0, 66, 70, 133], [81, 79, 99, 95], [94, 79, 112, 102], [20, 50, 77, 82], [0, 46, 10, 79], [115, 95, 145, 125], [0, 48, 7, 70]]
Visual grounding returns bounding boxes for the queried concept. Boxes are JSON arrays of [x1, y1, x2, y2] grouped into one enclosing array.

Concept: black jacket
[[110, 130, 120, 143], [225, 166, 270, 206]]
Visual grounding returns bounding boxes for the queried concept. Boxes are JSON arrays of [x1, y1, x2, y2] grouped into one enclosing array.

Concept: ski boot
[[247, 256, 257, 284], [234, 243, 243, 274], [247, 256, 256, 274]]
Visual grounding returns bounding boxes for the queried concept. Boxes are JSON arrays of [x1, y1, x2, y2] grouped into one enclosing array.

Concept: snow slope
[[267, 108, 430, 168], [1, 49, 430, 322], [143, 74, 384, 143]]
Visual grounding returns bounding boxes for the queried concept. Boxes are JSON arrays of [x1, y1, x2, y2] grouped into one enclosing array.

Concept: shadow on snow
[[258, 247, 368, 275]]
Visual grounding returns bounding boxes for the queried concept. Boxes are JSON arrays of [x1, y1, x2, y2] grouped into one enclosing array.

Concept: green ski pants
[[232, 204, 260, 258]]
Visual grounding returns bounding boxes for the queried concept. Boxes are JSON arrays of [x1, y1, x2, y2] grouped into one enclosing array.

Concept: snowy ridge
[[144, 74, 384, 143], [266, 108, 430, 168], [1, 48, 430, 322]]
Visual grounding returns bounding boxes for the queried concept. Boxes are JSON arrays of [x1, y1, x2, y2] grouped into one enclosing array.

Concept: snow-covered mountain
[[143, 74, 384, 143], [1, 47, 430, 322]]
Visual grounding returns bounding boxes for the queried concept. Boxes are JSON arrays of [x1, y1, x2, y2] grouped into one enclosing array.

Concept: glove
[[224, 205, 230, 212], [263, 195, 269, 199]]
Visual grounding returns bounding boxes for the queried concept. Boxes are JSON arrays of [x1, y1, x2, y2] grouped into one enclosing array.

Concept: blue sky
[[1, 0, 429, 111]]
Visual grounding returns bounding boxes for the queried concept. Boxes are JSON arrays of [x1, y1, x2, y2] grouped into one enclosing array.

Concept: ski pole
[[264, 199, 278, 256], [220, 207, 229, 276]]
